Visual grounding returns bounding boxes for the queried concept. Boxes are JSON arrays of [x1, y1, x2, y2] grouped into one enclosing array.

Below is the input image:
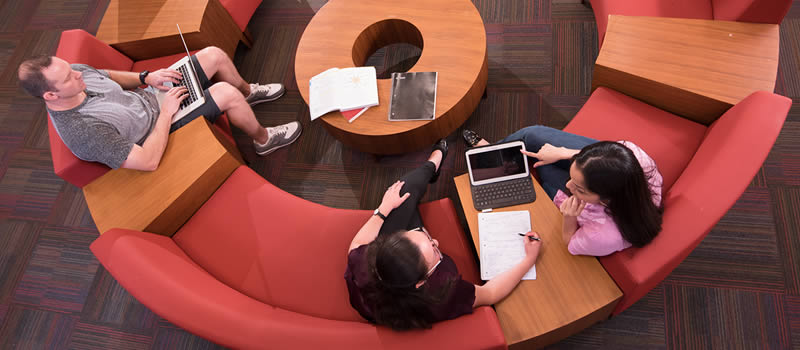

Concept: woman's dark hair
[[363, 230, 454, 330], [572, 141, 663, 247]]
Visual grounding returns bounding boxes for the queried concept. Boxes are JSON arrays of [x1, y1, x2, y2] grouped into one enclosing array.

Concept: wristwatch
[[139, 70, 150, 85], [373, 208, 387, 220]]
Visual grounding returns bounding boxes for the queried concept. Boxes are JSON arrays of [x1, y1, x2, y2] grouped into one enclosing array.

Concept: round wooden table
[[295, 0, 488, 154]]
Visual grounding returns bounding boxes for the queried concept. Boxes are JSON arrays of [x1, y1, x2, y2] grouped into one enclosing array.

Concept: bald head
[[18, 55, 55, 98]]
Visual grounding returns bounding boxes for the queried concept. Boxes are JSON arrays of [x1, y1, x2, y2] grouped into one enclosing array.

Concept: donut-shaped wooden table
[[295, 0, 488, 155]]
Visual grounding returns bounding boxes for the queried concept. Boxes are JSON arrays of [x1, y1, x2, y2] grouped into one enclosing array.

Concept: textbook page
[[336, 66, 379, 111], [478, 211, 536, 281], [309, 68, 341, 120], [309, 67, 379, 120]]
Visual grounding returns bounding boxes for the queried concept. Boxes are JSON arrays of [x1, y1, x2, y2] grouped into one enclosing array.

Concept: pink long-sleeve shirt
[[553, 141, 662, 256]]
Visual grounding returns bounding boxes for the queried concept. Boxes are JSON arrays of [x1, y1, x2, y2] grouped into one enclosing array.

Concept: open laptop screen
[[467, 142, 527, 184]]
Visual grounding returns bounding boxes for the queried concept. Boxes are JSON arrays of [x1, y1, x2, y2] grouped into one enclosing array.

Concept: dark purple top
[[344, 244, 476, 324]]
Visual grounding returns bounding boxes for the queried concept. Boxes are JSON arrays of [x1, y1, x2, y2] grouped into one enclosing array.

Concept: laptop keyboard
[[176, 65, 200, 109], [470, 176, 536, 210]]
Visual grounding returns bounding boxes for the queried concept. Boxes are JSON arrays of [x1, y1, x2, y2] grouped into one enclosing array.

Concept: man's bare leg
[[192, 46, 299, 154], [193, 46, 250, 96], [207, 82, 266, 143]]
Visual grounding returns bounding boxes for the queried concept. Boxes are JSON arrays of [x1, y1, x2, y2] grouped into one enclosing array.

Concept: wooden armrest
[[83, 117, 244, 236]]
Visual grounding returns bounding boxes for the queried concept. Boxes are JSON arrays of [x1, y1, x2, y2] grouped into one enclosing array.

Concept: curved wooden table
[[295, 0, 488, 154], [454, 174, 622, 348]]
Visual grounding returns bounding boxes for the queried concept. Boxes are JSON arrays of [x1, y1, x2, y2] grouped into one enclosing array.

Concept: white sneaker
[[246, 83, 285, 106], [254, 121, 302, 156]]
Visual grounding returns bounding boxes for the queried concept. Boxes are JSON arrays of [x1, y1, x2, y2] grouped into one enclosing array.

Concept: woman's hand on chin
[[559, 195, 586, 217]]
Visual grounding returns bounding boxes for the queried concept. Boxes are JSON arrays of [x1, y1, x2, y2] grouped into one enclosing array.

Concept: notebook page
[[478, 211, 536, 281]]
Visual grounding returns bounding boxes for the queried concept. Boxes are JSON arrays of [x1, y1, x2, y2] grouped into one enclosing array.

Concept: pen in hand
[[518, 232, 541, 241]]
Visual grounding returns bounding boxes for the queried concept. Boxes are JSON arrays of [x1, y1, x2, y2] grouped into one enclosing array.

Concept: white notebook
[[309, 67, 379, 120], [478, 211, 536, 281]]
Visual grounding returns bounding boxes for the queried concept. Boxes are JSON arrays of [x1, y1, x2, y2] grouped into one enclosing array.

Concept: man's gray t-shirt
[[47, 64, 159, 168]]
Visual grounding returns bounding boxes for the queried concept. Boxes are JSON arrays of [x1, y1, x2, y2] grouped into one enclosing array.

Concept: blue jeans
[[498, 126, 597, 199]]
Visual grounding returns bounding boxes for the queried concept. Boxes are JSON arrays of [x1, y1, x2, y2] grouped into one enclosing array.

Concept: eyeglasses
[[412, 227, 442, 278]]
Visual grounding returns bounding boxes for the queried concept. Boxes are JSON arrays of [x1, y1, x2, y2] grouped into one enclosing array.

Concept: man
[[17, 46, 302, 171]]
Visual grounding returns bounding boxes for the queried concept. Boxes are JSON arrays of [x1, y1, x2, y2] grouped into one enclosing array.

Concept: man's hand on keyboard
[[145, 68, 183, 91], [160, 86, 189, 117]]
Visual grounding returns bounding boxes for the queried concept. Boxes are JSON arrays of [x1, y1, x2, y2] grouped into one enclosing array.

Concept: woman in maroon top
[[345, 140, 542, 331]]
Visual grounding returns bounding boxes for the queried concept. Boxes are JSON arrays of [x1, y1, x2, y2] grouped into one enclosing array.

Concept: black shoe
[[429, 139, 448, 183], [462, 129, 482, 147]]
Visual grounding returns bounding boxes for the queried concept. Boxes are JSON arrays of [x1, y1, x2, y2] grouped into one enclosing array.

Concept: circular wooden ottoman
[[295, 0, 488, 155]]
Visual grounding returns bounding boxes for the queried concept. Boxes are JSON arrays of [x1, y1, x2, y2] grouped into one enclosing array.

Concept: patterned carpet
[[0, 0, 799, 348]]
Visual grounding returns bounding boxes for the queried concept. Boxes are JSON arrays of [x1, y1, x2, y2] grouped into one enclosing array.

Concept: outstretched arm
[[521, 143, 580, 168], [473, 232, 542, 307], [348, 181, 411, 252], [106, 69, 182, 91]]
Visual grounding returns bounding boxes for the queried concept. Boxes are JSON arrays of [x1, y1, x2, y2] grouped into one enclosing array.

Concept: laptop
[[466, 141, 536, 211], [155, 24, 206, 124]]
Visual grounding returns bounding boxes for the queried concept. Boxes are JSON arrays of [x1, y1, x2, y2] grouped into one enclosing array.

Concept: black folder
[[388, 72, 437, 121]]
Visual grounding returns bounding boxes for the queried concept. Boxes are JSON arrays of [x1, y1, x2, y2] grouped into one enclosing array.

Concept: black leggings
[[378, 161, 436, 235]]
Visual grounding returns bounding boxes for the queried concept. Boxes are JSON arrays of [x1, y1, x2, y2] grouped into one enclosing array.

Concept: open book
[[309, 67, 379, 120], [478, 211, 536, 281]]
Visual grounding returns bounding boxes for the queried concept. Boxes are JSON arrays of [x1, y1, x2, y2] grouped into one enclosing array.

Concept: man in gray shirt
[[17, 46, 302, 170]]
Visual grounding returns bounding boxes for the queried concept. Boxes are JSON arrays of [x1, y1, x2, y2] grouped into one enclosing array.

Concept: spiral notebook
[[388, 71, 437, 121]]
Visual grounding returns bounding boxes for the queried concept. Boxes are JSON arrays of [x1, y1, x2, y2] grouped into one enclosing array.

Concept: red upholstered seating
[[564, 87, 706, 191], [91, 166, 506, 349], [565, 87, 791, 314], [49, 29, 234, 187], [589, 0, 792, 46], [219, 0, 263, 31]]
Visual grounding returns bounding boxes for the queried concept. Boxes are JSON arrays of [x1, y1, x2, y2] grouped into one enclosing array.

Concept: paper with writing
[[478, 211, 536, 281]]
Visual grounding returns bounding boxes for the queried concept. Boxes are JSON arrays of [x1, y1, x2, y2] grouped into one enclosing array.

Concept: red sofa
[[219, 0, 263, 32], [89, 166, 507, 349], [589, 0, 793, 46], [564, 87, 791, 314], [50, 29, 236, 187]]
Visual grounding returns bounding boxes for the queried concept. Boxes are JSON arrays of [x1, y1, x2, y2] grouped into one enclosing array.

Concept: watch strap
[[374, 209, 387, 220], [139, 70, 149, 85]]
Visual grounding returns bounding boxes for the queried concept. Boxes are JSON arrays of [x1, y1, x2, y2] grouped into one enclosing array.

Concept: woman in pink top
[[464, 126, 663, 256]]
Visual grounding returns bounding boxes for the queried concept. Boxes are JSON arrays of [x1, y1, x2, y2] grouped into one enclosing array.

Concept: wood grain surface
[[295, 0, 488, 154], [96, 0, 243, 60], [454, 173, 622, 348], [592, 15, 779, 125], [83, 118, 243, 237]]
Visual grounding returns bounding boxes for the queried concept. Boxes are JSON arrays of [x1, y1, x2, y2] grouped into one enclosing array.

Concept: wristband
[[139, 70, 150, 85]]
